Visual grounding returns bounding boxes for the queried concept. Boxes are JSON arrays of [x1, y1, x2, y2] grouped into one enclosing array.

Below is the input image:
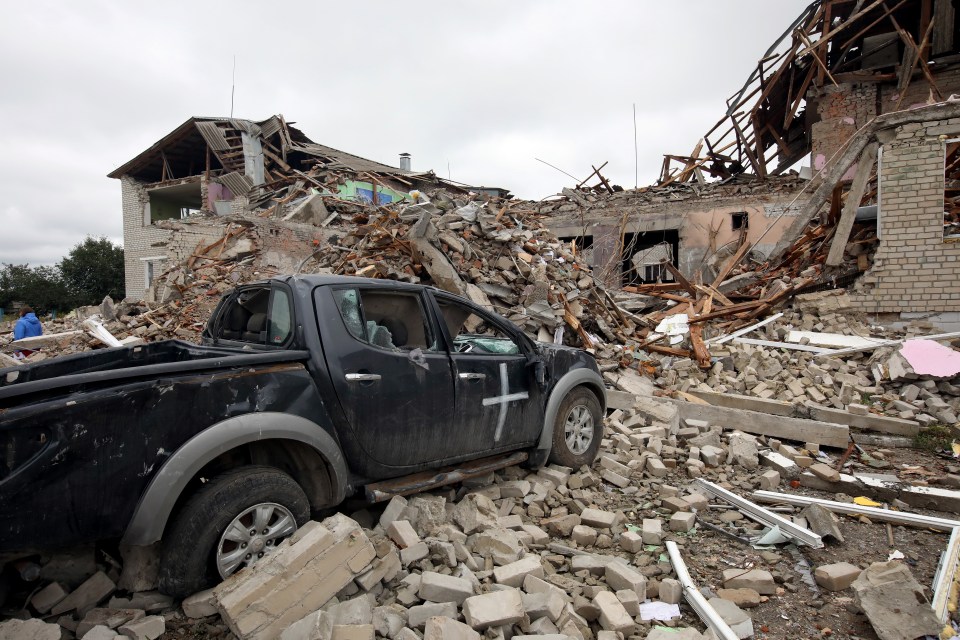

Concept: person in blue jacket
[[14, 306, 43, 340]]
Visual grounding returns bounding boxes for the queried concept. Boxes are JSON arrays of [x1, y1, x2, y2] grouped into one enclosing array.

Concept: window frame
[[209, 282, 296, 349], [429, 291, 533, 357], [330, 285, 441, 354]]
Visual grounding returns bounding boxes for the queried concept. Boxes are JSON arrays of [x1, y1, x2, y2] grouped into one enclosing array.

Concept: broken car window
[[267, 289, 293, 345], [334, 289, 435, 351], [217, 288, 271, 344], [436, 298, 520, 355], [334, 289, 365, 341]]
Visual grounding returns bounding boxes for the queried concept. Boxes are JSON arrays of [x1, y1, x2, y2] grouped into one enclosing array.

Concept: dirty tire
[[548, 386, 603, 468], [157, 465, 310, 598]]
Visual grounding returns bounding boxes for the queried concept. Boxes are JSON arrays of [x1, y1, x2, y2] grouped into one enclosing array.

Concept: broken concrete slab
[[851, 561, 942, 640], [666, 398, 850, 448], [181, 589, 218, 618], [214, 515, 375, 639], [722, 569, 775, 595], [802, 503, 844, 542], [0, 618, 61, 640], [707, 597, 754, 639], [809, 406, 919, 437], [51, 570, 116, 616]]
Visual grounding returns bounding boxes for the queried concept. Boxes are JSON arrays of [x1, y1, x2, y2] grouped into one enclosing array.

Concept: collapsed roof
[[660, 0, 960, 185], [107, 115, 434, 183]]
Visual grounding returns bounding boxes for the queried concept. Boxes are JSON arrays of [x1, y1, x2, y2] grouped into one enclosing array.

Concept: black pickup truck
[[0, 275, 605, 597]]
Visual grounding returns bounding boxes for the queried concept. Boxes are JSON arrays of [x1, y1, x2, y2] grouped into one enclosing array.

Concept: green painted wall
[[337, 180, 409, 205]]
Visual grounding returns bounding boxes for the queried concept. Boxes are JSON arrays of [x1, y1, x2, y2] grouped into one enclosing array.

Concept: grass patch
[[913, 424, 953, 452]]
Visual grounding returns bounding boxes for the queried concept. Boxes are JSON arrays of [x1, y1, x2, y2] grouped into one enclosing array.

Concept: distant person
[[14, 306, 43, 340]]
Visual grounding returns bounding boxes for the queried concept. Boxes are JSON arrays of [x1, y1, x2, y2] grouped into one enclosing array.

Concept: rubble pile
[[301, 192, 631, 350], [633, 291, 960, 428], [3, 394, 958, 640]]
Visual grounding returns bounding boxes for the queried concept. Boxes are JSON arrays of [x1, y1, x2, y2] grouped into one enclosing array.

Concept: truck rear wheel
[[548, 386, 603, 468], [157, 465, 310, 598]]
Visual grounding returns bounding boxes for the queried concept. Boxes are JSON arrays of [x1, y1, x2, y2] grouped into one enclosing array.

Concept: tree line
[[0, 237, 125, 316]]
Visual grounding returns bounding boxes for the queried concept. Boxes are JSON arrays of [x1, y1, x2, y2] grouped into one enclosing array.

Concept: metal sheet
[[195, 121, 231, 152], [666, 541, 739, 640], [217, 171, 253, 196], [694, 479, 824, 548], [753, 490, 960, 532], [258, 116, 281, 139]]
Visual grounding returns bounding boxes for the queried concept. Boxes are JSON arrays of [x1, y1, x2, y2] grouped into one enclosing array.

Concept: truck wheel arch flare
[[534, 368, 606, 465], [121, 412, 348, 547]]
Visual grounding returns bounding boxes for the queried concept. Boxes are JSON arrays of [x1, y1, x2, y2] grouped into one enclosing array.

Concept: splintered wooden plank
[[826, 142, 879, 266], [710, 240, 751, 289], [659, 260, 696, 296], [689, 324, 712, 369]]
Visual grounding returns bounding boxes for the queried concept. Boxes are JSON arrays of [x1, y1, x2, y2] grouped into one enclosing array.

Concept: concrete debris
[[813, 562, 862, 591], [213, 514, 376, 639], [801, 504, 845, 543], [0, 619, 61, 640], [851, 561, 942, 640], [3, 323, 959, 640]]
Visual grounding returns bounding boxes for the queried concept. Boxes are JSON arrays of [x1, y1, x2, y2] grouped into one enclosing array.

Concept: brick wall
[[121, 177, 173, 300], [850, 116, 960, 313], [811, 69, 960, 165], [811, 84, 878, 173]]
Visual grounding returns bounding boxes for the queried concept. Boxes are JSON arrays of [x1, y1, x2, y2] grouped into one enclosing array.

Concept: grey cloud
[[0, 0, 809, 266]]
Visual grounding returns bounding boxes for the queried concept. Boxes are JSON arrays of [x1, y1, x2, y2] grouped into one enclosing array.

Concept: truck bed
[[0, 340, 309, 407]]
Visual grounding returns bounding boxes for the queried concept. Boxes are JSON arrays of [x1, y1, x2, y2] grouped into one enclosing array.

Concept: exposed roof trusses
[[660, 0, 959, 186], [108, 115, 426, 185]]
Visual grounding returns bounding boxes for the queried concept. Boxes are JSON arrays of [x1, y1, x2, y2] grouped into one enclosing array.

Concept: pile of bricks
[[3, 382, 957, 639]]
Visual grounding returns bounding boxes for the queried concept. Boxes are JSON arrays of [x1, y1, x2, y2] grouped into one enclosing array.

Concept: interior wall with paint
[[337, 180, 409, 205]]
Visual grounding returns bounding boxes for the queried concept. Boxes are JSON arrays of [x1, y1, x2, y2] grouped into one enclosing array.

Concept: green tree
[[0, 263, 72, 315], [58, 237, 125, 307]]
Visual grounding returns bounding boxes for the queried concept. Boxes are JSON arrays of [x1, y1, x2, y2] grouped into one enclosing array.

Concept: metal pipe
[[752, 490, 960, 532], [665, 541, 739, 640], [694, 479, 823, 548]]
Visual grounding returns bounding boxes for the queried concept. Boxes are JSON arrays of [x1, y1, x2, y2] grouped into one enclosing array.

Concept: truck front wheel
[[548, 387, 603, 468], [158, 465, 311, 598]]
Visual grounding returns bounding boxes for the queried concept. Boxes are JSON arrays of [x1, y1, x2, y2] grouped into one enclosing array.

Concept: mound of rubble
[[4, 395, 959, 640]]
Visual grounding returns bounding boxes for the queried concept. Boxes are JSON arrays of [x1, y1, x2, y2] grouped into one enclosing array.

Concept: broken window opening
[[436, 298, 520, 355], [620, 230, 680, 287], [945, 138, 960, 242], [731, 212, 749, 230], [141, 257, 165, 290], [214, 286, 292, 347], [334, 289, 435, 352], [146, 181, 202, 226]]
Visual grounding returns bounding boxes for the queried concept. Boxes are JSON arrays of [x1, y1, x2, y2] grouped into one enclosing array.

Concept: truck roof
[[271, 274, 435, 292]]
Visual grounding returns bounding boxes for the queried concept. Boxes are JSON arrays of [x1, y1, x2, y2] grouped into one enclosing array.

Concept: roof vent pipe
[[399, 152, 411, 171]]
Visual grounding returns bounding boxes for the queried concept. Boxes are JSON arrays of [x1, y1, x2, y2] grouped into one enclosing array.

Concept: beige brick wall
[[850, 117, 960, 313], [121, 177, 173, 300]]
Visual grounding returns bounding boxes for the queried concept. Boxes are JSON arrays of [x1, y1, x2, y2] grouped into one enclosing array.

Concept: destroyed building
[[107, 115, 490, 300], [548, 0, 960, 329]]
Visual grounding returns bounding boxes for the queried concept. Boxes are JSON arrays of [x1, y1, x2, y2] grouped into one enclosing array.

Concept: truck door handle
[[458, 372, 486, 380], [346, 373, 381, 382]]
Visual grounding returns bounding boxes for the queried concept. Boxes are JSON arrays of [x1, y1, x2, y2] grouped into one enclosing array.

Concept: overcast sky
[[0, 0, 809, 266]]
